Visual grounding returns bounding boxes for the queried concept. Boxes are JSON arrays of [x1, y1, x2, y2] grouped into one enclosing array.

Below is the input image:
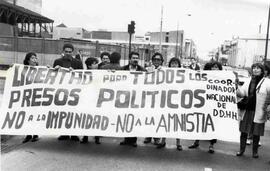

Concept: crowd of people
[[20, 43, 270, 159]]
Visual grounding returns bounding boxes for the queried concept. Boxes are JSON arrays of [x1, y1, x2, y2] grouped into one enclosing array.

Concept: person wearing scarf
[[236, 63, 270, 158]]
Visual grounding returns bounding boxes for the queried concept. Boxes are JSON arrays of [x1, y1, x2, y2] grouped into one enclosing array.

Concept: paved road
[[1, 70, 270, 170], [2, 130, 270, 171]]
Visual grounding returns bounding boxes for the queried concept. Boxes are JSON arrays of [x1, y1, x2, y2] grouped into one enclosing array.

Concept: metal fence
[[0, 36, 153, 67]]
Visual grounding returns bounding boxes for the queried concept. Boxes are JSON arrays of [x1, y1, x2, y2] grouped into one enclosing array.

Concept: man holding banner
[[143, 52, 164, 145], [53, 43, 83, 141], [120, 52, 146, 147]]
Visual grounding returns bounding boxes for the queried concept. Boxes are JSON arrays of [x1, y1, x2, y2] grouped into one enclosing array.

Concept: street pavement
[[2, 125, 270, 171]]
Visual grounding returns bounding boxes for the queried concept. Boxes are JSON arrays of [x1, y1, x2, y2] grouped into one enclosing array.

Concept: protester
[[53, 43, 83, 141], [53, 43, 83, 70], [188, 61, 222, 153], [236, 63, 270, 158], [22, 52, 39, 143], [156, 57, 183, 151], [119, 52, 146, 147], [98, 52, 110, 69], [149, 52, 163, 70], [189, 57, 200, 70], [80, 57, 100, 144], [100, 52, 122, 70], [75, 50, 83, 61], [143, 52, 164, 145], [85, 57, 99, 69]]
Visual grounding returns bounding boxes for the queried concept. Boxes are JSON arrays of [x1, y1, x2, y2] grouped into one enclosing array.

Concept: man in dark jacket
[[53, 43, 83, 141], [53, 43, 83, 70], [98, 52, 110, 69], [120, 52, 146, 147], [122, 52, 146, 71]]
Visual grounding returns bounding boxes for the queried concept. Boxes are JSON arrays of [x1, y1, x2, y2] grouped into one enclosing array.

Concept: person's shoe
[[80, 136, 88, 144], [156, 143, 166, 149], [58, 136, 70, 141], [143, 138, 151, 144], [22, 135, 32, 143], [131, 142, 137, 147], [31, 135, 39, 142], [95, 137, 101, 145], [153, 139, 160, 145], [188, 143, 199, 149], [246, 139, 251, 145], [236, 150, 245, 156], [71, 136, 80, 141], [176, 145, 183, 151], [208, 145, 215, 154], [252, 152, 259, 158], [120, 140, 128, 145]]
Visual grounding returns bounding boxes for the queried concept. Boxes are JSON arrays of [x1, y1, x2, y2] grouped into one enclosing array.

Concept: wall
[[53, 27, 83, 39], [228, 37, 270, 68], [0, 36, 135, 68]]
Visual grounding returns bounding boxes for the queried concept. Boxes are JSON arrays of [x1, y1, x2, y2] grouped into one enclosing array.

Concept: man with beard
[[120, 52, 146, 147]]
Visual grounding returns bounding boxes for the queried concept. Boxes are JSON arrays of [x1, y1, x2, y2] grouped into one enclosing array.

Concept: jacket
[[237, 77, 270, 123], [122, 64, 146, 71]]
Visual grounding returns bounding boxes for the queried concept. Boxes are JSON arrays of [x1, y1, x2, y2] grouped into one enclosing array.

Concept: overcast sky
[[42, 0, 269, 58]]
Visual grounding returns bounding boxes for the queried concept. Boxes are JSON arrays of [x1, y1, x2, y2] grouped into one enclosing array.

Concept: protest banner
[[0, 64, 239, 142]]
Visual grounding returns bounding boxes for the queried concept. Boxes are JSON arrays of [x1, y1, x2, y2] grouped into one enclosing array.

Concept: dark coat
[[53, 57, 83, 69], [100, 63, 122, 70], [122, 64, 146, 71]]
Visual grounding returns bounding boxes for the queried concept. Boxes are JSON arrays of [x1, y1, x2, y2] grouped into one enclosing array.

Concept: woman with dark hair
[[81, 57, 101, 144], [188, 61, 222, 153], [168, 57, 181, 68], [210, 61, 223, 70], [23, 52, 38, 66], [22, 52, 39, 143], [236, 63, 270, 158], [156, 57, 183, 151]]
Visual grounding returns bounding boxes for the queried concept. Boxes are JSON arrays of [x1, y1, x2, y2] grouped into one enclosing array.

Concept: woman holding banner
[[22, 52, 39, 143], [188, 61, 222, 153], [156, 57, 183, 151], [81, 57, 101, 144], [236, 63, 270, 158]]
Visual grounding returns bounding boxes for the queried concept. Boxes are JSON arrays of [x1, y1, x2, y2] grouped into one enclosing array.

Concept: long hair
[[251, 63, 264, 77], [168, 57, 181, 68]]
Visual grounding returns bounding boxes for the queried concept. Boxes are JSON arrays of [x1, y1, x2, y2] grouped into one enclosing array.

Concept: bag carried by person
[[237, 78, 265, 110], [237, 97, 249, 110]]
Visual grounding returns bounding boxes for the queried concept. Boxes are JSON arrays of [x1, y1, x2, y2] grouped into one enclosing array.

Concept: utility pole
[[175, 21, 179, 58], [159, 6, 163, 53], [265, 5, 270, 61]]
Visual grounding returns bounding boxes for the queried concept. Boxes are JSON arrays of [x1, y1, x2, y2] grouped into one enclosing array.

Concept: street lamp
[[264, 4, 270, 61]]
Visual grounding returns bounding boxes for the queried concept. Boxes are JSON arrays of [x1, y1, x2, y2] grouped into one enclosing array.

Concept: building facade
[[227, 35, 270, 68]]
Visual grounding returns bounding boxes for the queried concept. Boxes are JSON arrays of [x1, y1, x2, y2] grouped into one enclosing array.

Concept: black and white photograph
[[1, 0, 270, 170]]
